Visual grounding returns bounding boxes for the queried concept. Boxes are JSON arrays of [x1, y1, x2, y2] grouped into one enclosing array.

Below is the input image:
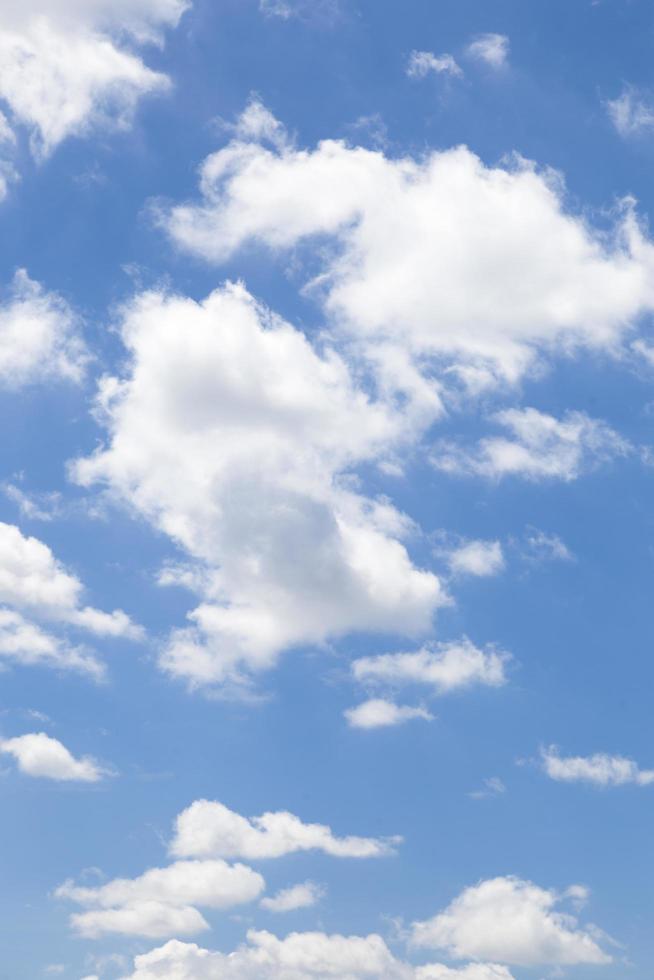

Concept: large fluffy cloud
[[412, 876, 610, 967], [0, 0, 188, 159], [170, 799, 399, 860], [0, 270, 87, 388], [119, 932, 515, 980], [73, 283, 443, 688], [162, 102, 654, 399]]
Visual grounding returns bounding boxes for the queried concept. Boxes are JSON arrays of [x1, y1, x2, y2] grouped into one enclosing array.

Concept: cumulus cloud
[[541, 746, 654, 787], [433, 408, 630, 481], [58, 800, 399, 941], [0, 522, 139, 680], [0, 732, 110, 781], [344, 699, 434, 730], [170, 799, 400, 860], [73, 283, 443, 689], [0, 0, 188, 159], [446, 540, 504, 578], [0, 521, 141, 639], [119, 932, 515, 980], [57, 859, 265, 939], [161, 102, 654, 400], [0, 270, 87, 388], [0, 608, 104, 678], [260, 881, 325, 913], [352, 638, 510, 695], [466, 34, 509, 70], [407, 51, 463, 80], [411, 876, 611, 966], [606, 86, 654, 137]]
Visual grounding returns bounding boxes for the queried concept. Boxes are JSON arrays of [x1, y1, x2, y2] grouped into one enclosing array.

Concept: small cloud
[[540, 746, 654, 787], [468, 776, 506, 800], [345, 699, 434, 730], [432, 408, 630, 483], [517, 527, 574, 564], [259, 0, 340, 23], [466, 32, 510, 69], [447, 539, 505, 578], [407, 50, 463, 80], [606, 86, 654, 137], [260, 881, 325, 913], [3, 482, 64, 522], [25, 708, 52, 725], [353, 638, 510, 695], [345, 113, 389, 150], [0, 733, 114, 782]]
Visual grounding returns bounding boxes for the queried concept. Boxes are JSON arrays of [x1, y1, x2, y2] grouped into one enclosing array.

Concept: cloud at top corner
[[0, 0, 189, 167]]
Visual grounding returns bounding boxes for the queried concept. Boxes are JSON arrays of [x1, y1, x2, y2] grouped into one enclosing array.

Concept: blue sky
[[1, 2, 654, 978]]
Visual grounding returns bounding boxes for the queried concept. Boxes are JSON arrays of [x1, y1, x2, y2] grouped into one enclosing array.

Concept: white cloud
[[417, 968, 514, 980], [120, 931, 407, 979], [519, 528, 573, 563], [446, 540, 504, 578], [466, 34, 509, 70], [260, 881, 325, 913], [259, 0, 339, 22], [468, 777, 506, 801], [0, 608, 104, 678], [73, 283, 443, 689], [170, 799, 400, 860], [411, 876, 610, 966], [58, 859, 265, 939], [0, 521, 141, 639], [352, 638, 509, 694], [541, 746, 654, 787], [0, 732, 110, 781], [407, 51, 463, 80], [344, 699, 434, 730], [606, 86, 654, 137], [0, 270, 87, 388], [0, 0, 188, 160], [3, 483, 64, 522], [433, 408, 630, 481], [0, 522, 139, 681], [70, 902, 210, 940], [161, 103, 654, 399], [120, 932, 514, 980]]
